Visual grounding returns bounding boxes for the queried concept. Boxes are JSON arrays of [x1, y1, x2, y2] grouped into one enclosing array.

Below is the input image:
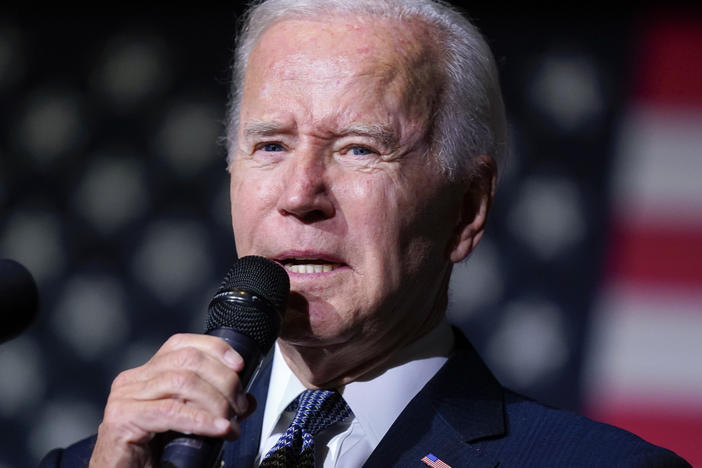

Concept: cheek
[[370, 172, 450, 273], [229, 171, 280, 249], [340, 174, 397, 240], [340, 174, 409, 283]]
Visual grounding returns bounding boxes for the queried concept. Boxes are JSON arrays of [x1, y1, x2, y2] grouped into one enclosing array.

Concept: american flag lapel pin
[[421, 452, 452, 468]]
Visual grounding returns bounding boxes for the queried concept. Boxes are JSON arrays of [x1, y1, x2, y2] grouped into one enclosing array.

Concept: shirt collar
[[260, 319, 454, 450], [341, 319, 454, 446]]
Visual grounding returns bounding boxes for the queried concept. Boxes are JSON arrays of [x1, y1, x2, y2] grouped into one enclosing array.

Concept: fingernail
[[214, 417, 230, 432], [223, 349, 243, 370], [237, 392, 249, 413]]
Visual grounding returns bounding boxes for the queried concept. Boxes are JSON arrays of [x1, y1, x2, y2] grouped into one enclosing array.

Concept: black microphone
[[0, 259, 39, 344], [160, 255, 290, 468]]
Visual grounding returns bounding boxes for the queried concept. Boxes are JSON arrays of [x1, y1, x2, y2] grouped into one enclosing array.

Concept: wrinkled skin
[[89, 334, 254, 467], [89, 15, 495, 467], [230, 17, 495, 388]]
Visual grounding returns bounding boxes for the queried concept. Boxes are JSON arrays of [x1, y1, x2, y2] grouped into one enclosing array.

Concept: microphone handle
[[159, 328, 264, 468]]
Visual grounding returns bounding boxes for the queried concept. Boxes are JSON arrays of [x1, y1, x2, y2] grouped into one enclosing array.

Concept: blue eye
[[262, 143, 284, 152], [350, 146, 373, 156]]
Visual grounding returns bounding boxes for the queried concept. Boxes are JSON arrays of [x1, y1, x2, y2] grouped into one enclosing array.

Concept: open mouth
[[280, 258, 343, 274]]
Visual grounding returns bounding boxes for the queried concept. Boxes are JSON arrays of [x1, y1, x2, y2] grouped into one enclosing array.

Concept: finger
[[141, 334, 244, 386], [102, 397, 240, 443], [113, 369, 249, 418], [239, 394, 258, 421], [148, 348, 248, 413], [115, 345, 248, 412], [159, 333, 245, 372], [109, 334, 244, 387], [115, 334, 244, 383]]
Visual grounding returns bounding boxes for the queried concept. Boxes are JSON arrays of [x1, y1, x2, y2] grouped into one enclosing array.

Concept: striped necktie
[[259, 389, 352, 467]]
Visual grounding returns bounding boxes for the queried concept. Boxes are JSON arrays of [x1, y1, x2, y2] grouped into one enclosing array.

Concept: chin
[[281, 293, 346, 341], [280, 313, 355, 349]]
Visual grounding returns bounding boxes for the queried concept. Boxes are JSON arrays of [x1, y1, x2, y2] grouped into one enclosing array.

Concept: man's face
[[229, 17, 468, 375]]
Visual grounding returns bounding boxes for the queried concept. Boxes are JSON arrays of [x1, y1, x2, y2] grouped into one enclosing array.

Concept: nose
[[277, 149, 335, 222]]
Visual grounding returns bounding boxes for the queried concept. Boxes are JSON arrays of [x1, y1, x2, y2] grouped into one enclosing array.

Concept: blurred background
[[1, 3, 700, 466]]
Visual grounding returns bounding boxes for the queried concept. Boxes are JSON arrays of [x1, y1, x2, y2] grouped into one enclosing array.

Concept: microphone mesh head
[[206, 256, 289, 352]]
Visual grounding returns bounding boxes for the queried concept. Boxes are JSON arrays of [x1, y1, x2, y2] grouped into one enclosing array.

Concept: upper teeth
[[285, 264, 337, 273]]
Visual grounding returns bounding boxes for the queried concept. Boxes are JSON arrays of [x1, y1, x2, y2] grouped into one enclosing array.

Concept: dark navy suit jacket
[[41, 331, 690, 467]]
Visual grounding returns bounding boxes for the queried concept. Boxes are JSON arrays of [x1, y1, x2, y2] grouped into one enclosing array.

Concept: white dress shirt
[[256, 320, 455, 467]]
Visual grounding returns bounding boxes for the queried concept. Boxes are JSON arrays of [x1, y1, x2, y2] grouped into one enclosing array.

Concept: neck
[[278, 284, 451, 389]]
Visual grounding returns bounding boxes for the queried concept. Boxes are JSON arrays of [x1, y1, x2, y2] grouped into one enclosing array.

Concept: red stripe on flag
[[605, 221, 702, 288], [634, 11, 702, 106], [586, 404, 702, 466]]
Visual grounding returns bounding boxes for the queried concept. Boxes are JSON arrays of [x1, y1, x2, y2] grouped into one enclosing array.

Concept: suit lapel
[[220, 331, 505, 467], [220, 352, 273, 467], [363, 330, 505, 468]]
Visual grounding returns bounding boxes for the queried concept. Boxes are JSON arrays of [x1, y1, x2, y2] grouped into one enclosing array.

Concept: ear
[[448, 154, 497, 263]]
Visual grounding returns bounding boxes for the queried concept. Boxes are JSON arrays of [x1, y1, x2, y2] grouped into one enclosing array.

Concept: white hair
[[225, 0, 507, 182]]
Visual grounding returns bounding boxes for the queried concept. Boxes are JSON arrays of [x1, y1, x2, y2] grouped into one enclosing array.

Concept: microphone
[[0, 259, 39, 344], [160, 255, 290, 468]]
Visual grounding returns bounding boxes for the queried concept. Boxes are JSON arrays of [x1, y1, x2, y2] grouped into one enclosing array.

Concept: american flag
[[421, 452, 452, 468], [582, 10, 702, 467]]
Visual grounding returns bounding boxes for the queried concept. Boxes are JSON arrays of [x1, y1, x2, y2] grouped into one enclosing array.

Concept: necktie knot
[[289, 389, 351, 437], [260, 389, 352, 467]]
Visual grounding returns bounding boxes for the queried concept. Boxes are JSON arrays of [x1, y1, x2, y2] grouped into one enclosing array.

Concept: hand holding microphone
[[89, 256, 289, 468]]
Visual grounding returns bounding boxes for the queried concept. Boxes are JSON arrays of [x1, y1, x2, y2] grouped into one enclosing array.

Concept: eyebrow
[[242, 120, 290, 138], [242, 120, 398, 148], [336, 123, 398, 148]]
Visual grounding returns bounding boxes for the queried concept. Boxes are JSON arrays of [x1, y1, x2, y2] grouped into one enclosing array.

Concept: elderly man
[[42, 0, 689, 467]]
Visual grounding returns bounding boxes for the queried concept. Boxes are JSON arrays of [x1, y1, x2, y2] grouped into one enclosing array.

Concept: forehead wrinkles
[[244, 16, 440, 142], [269, 54, 356, 84], [253, 16, 437, 81]]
